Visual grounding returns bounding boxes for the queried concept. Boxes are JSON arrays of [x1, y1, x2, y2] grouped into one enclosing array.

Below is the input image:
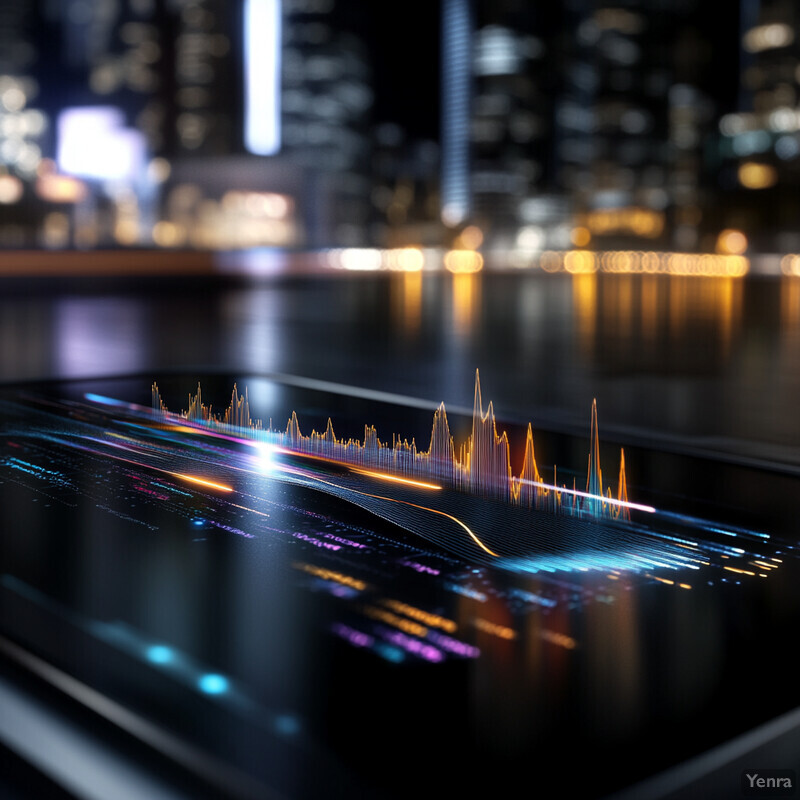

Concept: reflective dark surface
[[0, 364, 799, 799], [2, 270, 800, 798], [3, 272, 800, 469]]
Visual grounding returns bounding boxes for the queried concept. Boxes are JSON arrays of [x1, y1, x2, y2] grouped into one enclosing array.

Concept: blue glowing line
[[708, 526, 738, 537], [151, 482, 193, 496], [85, 393, 133, 408], [244, 0, 281, 156], [657, 510, 770, 540], [703, 525, 770, 540], [642, 531, 699, 547], [697, 542, 747, 556]]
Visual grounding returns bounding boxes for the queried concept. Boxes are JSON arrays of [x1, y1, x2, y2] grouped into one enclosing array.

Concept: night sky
[[360, 1, 441, 140]]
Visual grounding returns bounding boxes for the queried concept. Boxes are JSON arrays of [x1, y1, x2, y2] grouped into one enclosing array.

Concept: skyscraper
[[439, 0, 722, 252], [556, 0, 711, 250], [0, 0, 50, 245], [440, 0, 472, 229], [716, 0, 800, 252]]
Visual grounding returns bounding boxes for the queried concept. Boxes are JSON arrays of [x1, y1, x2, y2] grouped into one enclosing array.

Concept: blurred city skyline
[[1, 0, 799, 271]]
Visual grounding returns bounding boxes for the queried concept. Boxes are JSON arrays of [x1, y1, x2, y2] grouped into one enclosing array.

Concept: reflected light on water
[[223, 288, 281, 376], [452, 272, 480, 337], [55, 298, 149, 377], [571, 274, 743, 364], [716, 277, 741, 356], [392, 270, 423, 336], [572, 273, 597, 358], [616, 275, 634, 341], [781, 276, 800, 331], [641, 274, 659, 343]]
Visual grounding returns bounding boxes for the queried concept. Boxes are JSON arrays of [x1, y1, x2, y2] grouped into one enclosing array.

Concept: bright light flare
[[256, 441, 275, 474]]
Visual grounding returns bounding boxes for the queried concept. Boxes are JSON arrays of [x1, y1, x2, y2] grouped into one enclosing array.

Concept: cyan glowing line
[[624, 552, 676, 569], [658, 510, 770, 540], [699, 542, 747, 556], [704, 525, 770, 540], [520, 478, 656, 514], [244, 0, 281, 156], [85, 393, 137, 409], [645, 531, 699, 548]]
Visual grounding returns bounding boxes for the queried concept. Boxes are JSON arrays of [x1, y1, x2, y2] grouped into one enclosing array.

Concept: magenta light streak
[[375, 628, 444, 663], [332, 623, 374, 649], [399, 561, 440, 575], [427, 630, 480, 658]]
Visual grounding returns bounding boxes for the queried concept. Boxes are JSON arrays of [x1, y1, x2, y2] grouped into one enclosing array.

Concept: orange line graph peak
[[152, 373, 632, 523]]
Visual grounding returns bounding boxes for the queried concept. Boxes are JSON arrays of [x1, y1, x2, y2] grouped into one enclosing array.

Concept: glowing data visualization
[[152, 371, 634, 521], [142, 373, 780, 578], [2, 375, 800, 800]]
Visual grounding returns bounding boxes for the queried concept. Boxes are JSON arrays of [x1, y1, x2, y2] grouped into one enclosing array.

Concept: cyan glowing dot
[[146, 645, 173, 664], [198, 673, 229, 694], [275, 715, 300, 736], [376, 644, 404, 663], [192, 519, 204, 526]]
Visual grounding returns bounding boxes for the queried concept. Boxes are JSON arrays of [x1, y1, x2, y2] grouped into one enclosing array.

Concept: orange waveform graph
[[151, 372, 635, 524]]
